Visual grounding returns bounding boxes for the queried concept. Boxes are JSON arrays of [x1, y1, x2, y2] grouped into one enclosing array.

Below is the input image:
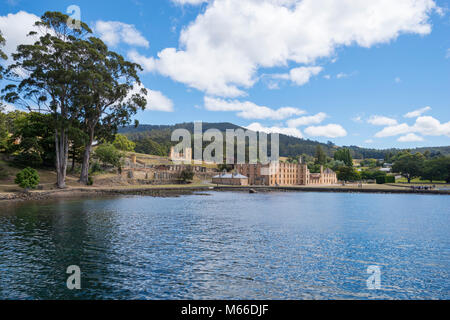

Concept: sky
[[1, 0, 449, 149]]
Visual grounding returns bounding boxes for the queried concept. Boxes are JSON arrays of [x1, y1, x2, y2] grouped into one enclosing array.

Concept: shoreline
[[1, 183, 449, 202]]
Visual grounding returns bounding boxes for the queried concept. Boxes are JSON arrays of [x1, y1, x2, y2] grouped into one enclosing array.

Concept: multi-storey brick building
[[236, 161, 337, 186]]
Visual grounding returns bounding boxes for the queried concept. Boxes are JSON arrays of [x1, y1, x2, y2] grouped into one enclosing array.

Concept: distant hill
[[119, 122, 450, 159]]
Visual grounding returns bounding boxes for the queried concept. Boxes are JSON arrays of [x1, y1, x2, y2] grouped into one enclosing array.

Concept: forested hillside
[[119, 122, 450, 159]]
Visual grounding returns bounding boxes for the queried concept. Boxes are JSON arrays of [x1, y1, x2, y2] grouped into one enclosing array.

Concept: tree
[[180, 167, 194, 183], [336, 166, 361, 182], [334, 148, 353, 167], [392, 152, 425, 183], [421, 157, 450, 183], [93, 144, 123, 170], [135, 137, 166, 156], [2, 12, 92, 188], [315, 145, 327, 165], [0, 30, 7, 78], [68, 126, 88, 172], [9, 112, 56, 168], [15, 167, 40, 190], [113, 134, 136, 152], [76, 37, 147, 185]]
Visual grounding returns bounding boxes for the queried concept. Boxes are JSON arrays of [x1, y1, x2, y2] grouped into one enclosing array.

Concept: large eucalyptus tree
[[1, 12, 147, 187], [74, 37, 147, 185], [2, 12, 92, 188]]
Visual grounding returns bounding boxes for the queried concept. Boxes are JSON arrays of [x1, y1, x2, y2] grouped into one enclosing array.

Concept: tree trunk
[[71, 149, 76, 173], [79, 128, 94, 185], [55, 128, 69, 189]]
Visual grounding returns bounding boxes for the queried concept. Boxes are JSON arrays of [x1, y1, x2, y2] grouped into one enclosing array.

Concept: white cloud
[[204, 96, 305, 120], [94, 21, 149, 48], [131, 0, 438, 97], [397, 133, 424, 142], [287, 112, 327, 127], [272, 66, 323, 86], [446, 48, 450, 59], [414, 116, 450, 136], [304, 124, 347, 138], [395, 77, 402, 83], [364, 139, 374, 144], [375, 123, 412, 138], [0, 11, 40, 62], [368, 115, 398, 126], [336, 72, 349, 79], [375, 116, 450, 138], [128, 50, 156, 72], [128, 84, 174, 112], [246, 122, 303, 138], [404, 106, 431, 118]]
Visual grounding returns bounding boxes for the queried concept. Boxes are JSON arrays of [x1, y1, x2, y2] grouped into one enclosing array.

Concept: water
[[0, 192, 448, 300]]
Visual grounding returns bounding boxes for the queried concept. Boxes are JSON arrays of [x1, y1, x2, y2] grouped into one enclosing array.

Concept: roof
[[213, 173, 248, 179], [324, 168, 335, 174]]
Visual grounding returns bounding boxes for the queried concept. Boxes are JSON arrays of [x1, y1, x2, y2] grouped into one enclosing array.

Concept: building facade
[[236, 162, 337, 186], [170, 147, 192, 163], [212, 173, 249, 186]]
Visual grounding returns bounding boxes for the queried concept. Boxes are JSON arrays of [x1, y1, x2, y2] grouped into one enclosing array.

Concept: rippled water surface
[[0, 192, 449, 300]]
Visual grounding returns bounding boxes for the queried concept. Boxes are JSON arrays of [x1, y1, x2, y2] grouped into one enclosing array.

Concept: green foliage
[[89, 161, 103, 175], [360, 158, 380, 168], [14, 167, 40, 190], [113, 134, 136, 152], [315, 146, 327, 165], [336, 166, 361, 182], [134, 137, 167, 156], [8, 112, 55, 167], [360, 169, 386, 181], [385, 176, 396, 183], [392, 152, 425, 183], [93, 144, 123, 169], [376, 175, 396, 184], [87, 176, 94, 186], [180, 167, 195, 183], [0, 30, 6, 78], [334, 148, 353, 167], [421, 157, 450, 183]]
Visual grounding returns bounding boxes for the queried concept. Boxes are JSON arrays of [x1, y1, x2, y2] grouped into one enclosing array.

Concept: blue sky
[[1, 0, 449, 149]]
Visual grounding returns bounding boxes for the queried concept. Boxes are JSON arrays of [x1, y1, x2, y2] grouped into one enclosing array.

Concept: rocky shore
[[1, 184, 449, 203]]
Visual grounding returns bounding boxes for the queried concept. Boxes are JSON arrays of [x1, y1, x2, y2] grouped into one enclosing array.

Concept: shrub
[[90, 161, 103, 174], [113, 134, 136, 152], [15, 167, 40, 190], [93, 144, 123, 169], [376, 175, 396, 184], [180, 167, 194, 183], [376, 176, 386, 184], [87, 176, 94, 186]]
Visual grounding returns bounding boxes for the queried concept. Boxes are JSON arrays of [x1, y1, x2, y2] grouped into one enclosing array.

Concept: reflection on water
[[0, 192, 449, 300]]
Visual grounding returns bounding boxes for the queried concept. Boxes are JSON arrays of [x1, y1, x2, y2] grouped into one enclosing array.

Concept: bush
[[15, 167, 40, 190], [376, 175, 396, 184], [113, 134, 136, 152], [180, 167, 194, 183], [376, 176, 386, 184], [87, 176, 94, 186], [90, 161, 103, 174], [93, 144, 123, 169]]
